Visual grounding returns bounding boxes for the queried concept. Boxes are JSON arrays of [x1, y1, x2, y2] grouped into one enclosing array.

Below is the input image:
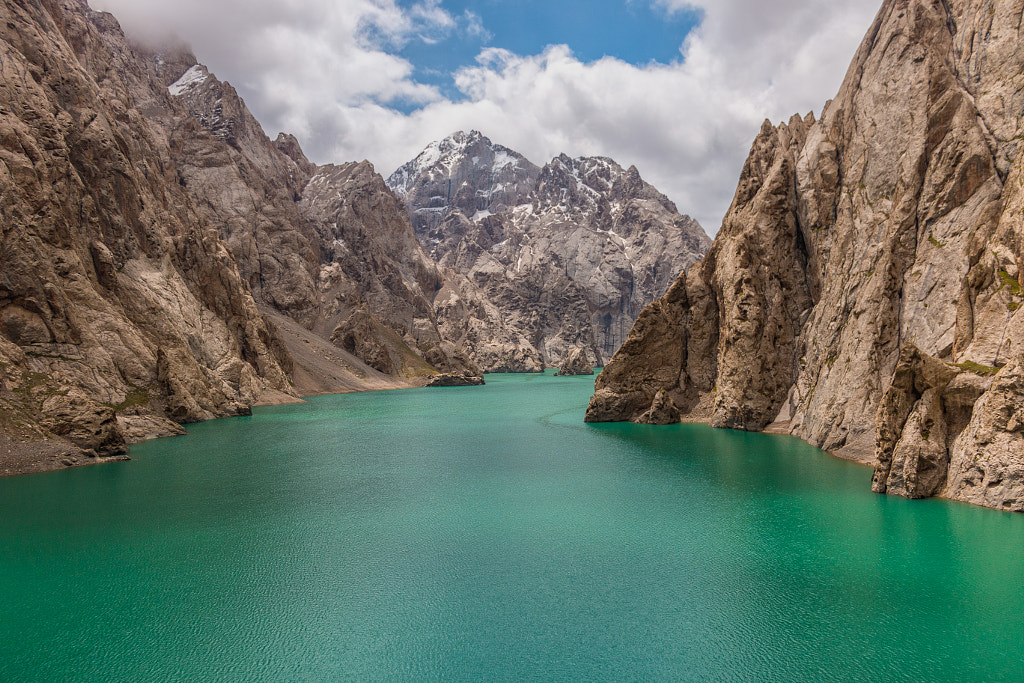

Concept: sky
[[90, 0, 882, 234]]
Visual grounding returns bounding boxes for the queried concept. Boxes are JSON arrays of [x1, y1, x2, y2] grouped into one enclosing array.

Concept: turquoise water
[[1, 372, 1022, 682]]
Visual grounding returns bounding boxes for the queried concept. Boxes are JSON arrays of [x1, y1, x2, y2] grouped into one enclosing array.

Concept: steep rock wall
[[588, 0, 1024, 511], [0, 0, 294, 469]]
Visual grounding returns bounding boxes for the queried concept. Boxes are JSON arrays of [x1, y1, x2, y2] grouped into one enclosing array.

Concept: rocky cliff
[[147, 42, 507, 395], [0, 0, 488, 475], [588, 0, 1024, 512], [0, 0, 295, 471], [388, 131, 711, 370], [156, 53, 497, 388]]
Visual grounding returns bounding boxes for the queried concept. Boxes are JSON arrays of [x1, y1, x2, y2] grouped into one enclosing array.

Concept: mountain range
[[0, 0, 706, 475], [388, 130, 710, 367]]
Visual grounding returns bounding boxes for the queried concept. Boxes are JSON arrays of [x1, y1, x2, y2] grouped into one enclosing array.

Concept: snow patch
[[417, 142, 442, 169], [168, 65, 207, 96], [472, 209, 493, 221], [492, 151, 517, 171]]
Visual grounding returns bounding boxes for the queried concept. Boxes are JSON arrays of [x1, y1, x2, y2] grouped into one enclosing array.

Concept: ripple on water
[[0, 372, 1022, 681]]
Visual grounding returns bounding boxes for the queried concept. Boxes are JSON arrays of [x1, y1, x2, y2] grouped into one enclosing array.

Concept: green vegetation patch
[[997, 269, 1023, 297], [949, 360, 1000, 377], [114, 387, 151, 413]]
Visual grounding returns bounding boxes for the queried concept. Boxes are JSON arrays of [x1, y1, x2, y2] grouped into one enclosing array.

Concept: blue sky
[[93, 0, 881, 232], [392, 0, 702, 104]]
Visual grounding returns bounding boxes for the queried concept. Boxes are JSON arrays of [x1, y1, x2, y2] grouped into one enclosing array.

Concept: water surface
[[1, 372, 1022, 681]]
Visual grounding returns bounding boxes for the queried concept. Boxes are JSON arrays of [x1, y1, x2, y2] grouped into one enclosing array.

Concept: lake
[[1, 372, 1022, 681]]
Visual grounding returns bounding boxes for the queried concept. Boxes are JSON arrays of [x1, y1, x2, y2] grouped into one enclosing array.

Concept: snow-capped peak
[[387, 130, 520, 196]]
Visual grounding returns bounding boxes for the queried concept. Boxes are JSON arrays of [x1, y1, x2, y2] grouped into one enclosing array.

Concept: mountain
[[587, 0, 1024, 512], [149, 47, 491, 387], [0, 0, 487, 475], [388, 131, 712, 368], [0, 0, 295, 471]]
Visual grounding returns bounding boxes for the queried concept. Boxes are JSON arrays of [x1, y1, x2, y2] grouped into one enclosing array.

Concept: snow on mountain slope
[[387, 131, 711, 365]]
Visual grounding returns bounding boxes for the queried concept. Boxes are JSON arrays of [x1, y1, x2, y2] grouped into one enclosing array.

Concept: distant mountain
[[388, 131, 711, 366]]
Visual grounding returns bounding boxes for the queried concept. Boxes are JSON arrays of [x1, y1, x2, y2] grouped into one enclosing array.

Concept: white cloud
[[463, 10, 491, 42], [90, 0, 881, 233]]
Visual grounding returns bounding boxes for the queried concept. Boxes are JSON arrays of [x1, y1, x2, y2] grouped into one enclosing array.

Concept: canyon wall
[[588, 0, 1024, 511]]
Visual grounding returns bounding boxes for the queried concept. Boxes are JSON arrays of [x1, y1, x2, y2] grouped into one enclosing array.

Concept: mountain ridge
[[388, 130, 711, 368]]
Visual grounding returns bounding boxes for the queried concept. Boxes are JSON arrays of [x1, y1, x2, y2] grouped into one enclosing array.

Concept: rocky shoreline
[[0, 0, 705, 473], [586, 0, 1024, 512]]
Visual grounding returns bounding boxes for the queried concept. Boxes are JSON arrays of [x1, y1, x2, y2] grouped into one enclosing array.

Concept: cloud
[[90, 0, 881, 233], [463, 10, 491, 42]]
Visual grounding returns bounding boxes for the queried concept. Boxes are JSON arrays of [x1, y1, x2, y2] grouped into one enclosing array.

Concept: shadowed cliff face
[[388, 131, 712, 370], [588, 0, 1024, 511], [0, 0, 297, 467]]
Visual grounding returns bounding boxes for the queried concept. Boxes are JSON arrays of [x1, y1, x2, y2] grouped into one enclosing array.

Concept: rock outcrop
[[945, 355, 1024, 511], [388, 131, 711, 370], [0, 0, 494, 475], [555, 347, 594, 376], [868, 341, 1022, 510], [425, 372, 485, 387], [0, 0, 295, 473], [588, 0, 1024, 511], [636, 389, 681, 426]]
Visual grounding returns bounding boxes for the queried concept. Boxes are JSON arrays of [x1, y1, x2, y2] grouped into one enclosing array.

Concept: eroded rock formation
[[0, 0, 295, 471], [555, 347, 595, 376], [588, 0, 1024, 511]]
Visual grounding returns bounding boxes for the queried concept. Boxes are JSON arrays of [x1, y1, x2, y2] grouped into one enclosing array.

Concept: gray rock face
[[390, 130, 541, 235], [0, 0, 295, 471], [156, 54, 490, 387], [388, 131, 711, 369], [431, 267, 545, 373], [298, 162, 450, 378], [555, 347, 595, 376], [588, 0, 1024, 511], [156, 57, 322, 325]]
